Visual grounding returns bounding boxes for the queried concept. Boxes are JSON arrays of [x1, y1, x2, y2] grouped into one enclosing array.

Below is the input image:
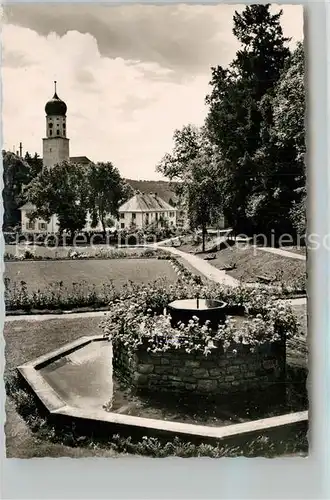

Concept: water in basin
[[39, 340, 113, 409], [37, 338, 307, 427], [168, 299, 225, 310]]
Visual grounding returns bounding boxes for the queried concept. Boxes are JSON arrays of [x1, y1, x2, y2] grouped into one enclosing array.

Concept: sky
[[2, 4, 303, 180]]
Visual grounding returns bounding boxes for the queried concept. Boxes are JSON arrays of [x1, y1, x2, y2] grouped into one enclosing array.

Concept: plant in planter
[[101, 279, 299, 356]]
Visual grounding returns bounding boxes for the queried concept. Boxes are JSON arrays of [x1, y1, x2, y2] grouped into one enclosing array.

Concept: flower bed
[[101, 280, 299, 396], [4, 248, 171, 262], [4, 253, 203, 313]]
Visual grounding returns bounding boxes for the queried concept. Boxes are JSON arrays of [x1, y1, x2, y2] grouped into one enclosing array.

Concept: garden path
[[255, 246, 306, 261], [5, 310, 107, 323], [156, 245, 239, 287], [4, 297, 307, 323]]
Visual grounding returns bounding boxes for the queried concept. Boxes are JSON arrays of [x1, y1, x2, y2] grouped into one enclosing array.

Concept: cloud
[[2, 5, 303, 180], [3, 4, 304, 76], [2, 24, 209, 179]]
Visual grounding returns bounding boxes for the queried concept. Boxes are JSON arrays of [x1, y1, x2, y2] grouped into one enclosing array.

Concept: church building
[[20, 83, 101, 234], [20, 82, 183, 236]]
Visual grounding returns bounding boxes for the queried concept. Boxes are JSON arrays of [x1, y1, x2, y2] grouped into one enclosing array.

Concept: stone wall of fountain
[[113, 339, 286, 395]]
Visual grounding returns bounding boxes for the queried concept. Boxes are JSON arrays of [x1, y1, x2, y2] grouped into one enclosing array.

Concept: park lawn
[[4, 258, 178, 294], [187, 245, 306, 288], [4, 316, 125, 458]]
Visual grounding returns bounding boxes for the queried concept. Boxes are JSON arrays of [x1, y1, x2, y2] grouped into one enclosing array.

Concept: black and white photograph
[[2, 3, 308, 459]]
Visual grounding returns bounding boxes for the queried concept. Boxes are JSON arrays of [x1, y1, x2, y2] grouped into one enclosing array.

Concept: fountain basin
[[16, 335, 308, 446], [167, 298, 227, 329]]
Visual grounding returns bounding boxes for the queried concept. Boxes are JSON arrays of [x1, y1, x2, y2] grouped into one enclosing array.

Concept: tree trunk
[[202, 223, 207, 253], [101, 216, 106, 239]]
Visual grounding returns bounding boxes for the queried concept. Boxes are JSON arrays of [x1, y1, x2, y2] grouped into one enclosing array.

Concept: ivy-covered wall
[[113, 339, 286, 395]]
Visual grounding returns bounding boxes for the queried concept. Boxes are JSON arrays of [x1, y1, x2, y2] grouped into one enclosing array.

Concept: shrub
[[4, 247, 172, 262], [4, 277, 118, 312], [101, 279, 300, 355]]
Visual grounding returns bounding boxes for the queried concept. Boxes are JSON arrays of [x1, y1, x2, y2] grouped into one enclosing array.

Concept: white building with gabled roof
[[118, 192, 178, 230]]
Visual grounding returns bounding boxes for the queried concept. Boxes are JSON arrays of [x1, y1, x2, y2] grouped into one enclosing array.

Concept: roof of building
[[39, 156, 92, 165], [119, 192, 177, 213], [19, 202, 35, 211], [45, 91, 67, 116], [69, 156, 92, 165]]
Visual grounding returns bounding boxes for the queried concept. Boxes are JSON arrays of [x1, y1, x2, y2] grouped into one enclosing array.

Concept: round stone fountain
[[167, 297, 227, 330]]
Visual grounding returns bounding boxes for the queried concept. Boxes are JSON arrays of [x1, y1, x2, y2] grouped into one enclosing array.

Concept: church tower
[[42, 82, 70, 168]]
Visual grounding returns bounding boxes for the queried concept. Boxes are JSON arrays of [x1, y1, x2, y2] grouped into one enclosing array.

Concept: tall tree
[[87, 162, 133, 235], [272, 42, 306, 235], [246, 42, 305, 236], [156, 124, 202, 203], [26, 160, 89, 236], [157, 125, 222, 251], [24, 152, 43, 178], [2, 151, 32, 230], [205, 4, 290, 234]]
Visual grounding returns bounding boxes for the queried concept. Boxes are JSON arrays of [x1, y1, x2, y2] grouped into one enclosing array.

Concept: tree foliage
[[157, 125, 222, 250], [26, 161, 89, 235], [272, 42, 306, 234], [205, 4, 291, 235], [246, 42, 305, 235], [24, 152, 43, 178], [2, 151, 36, 230], [87, 162, 133, 234], [158, 6, 305, 239], [24, 160, 132, 236]]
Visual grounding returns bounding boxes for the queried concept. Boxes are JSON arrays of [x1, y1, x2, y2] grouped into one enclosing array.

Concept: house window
[[132, 213, 136, 220], [57, 129, 60, 136], [49, 123, 53, 129], [120, 213, 125, 219], [170, 212, 175, 217], [49, 130, 52, 136], [121, 222, 125, 229], [26, 221, 35, 230], [38, 222, 47, 231]]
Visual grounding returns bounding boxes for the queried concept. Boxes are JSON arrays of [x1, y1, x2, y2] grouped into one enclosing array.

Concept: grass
[[180, 244, 306, 290], [4, 258, 178, 295], [5, 301, 308, 458], [4, 316, 124, 458]]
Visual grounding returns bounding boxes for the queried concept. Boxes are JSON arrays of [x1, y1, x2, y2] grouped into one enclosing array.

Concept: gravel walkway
[[157, 245, 240, 287], [255, 246, 306, 261]]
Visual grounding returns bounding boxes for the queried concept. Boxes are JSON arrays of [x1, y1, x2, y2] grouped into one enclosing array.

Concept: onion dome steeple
[[45, 81, 67, 116]]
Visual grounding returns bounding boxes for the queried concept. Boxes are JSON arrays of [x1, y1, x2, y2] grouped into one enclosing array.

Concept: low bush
[[4, 247, 171, 262], [5, 278, 118, 312]]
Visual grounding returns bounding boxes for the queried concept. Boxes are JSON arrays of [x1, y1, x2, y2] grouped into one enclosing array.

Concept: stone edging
[[18, 335, 308, 445]]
